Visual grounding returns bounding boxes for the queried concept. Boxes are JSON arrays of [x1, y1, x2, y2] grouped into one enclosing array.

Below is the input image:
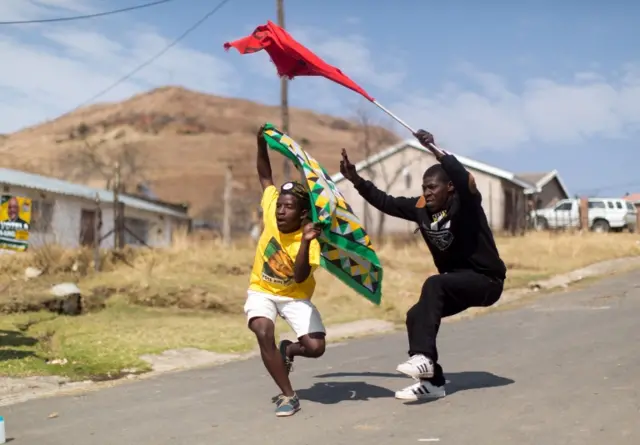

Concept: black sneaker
[[278, 340, 294, 374]]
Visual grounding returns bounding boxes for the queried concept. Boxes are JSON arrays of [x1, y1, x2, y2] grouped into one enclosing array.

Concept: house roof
[[623, 193, 640, 204], [517, 170, 571, 198], [516, 172, 548, 185], [0, 167, 190, 219], [330, 139, 533, 189]]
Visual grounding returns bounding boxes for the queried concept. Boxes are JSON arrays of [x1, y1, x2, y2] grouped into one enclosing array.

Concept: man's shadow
[[292, 371, 514, 405], [0, 329, 38, 361], [294, 380, 395, 404]]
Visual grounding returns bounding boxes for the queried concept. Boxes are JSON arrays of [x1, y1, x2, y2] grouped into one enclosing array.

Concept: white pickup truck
[[531, 198, 637, 233]]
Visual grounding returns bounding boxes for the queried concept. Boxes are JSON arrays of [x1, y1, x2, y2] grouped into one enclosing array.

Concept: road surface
[[4, 271, 640, 445]]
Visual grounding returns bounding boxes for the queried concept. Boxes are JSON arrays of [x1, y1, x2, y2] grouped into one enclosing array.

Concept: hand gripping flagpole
[[371, 100, 445, 158]]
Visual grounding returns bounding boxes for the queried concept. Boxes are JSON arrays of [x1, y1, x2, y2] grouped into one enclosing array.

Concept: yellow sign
[[0, 195, 32, 251]]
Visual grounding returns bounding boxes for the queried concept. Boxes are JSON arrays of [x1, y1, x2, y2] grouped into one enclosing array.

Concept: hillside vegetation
[[0, 86, 398, 221]]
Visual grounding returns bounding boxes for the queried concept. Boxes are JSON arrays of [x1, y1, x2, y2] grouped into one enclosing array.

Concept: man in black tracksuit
[[340, 129, 506, 401]]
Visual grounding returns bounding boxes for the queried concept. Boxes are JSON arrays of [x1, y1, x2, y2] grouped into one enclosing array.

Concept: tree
[[351, 104, 402, 244], [59, 138, 149, 193]]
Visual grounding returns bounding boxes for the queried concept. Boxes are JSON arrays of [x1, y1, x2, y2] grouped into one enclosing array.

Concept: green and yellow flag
[[262, 123, 383, 305]]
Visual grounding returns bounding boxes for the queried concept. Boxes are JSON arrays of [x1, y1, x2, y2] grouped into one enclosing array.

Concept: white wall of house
[[335, 146, 509, 235], [1, 184, 183, 249]]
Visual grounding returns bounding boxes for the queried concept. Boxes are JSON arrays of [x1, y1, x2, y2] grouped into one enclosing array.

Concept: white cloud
[[290, 26, 406, 92], [0, 0, 95, 22], [394, 63, 640, 154], [2, 0, 638, 161], [0, 0, 237, 133], [237, 25, 406, 116]]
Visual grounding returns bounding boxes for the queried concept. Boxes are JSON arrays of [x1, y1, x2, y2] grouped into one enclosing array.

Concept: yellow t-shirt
[[249, 185, 321, 300]]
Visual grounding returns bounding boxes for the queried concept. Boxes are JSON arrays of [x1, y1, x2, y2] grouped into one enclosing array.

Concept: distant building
[[516, 170, 571, 209], [0, 167, 190, 249], [623, 193, 640, 229], [331, 140, 538, 236], [623, 193, 640, 206]]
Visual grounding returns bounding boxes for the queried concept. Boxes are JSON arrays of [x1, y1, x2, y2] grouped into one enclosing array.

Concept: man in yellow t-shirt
[[243, 125, 325, 418]]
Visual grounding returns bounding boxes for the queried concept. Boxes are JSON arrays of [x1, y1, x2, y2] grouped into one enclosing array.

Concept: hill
[[0, 87, 399, 225]]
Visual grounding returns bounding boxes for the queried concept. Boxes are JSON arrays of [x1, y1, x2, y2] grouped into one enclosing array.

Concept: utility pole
[[113, 161, 122, 249], [222, 165, 233, 246], [276, 0, 291, 180]]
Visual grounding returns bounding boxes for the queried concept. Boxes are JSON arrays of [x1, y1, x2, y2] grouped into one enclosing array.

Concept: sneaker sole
[[396, 365, 434, 380], [395, 392, 446, 401], [276, 406, 301, 417]]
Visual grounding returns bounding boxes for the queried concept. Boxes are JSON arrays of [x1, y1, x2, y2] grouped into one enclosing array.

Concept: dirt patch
[[124, 283, 244, 312], [140, 349, 250, 373]]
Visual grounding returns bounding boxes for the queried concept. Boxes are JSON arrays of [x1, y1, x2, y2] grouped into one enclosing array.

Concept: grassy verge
[[1, 232, 638, 380]]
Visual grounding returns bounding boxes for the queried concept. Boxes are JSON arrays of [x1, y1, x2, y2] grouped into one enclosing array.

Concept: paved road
[[4, 272, 640, 445]]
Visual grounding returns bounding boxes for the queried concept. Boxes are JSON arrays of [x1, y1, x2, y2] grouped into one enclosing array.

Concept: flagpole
[[276, 0, 291, 180], [371, 100, 444, 157]]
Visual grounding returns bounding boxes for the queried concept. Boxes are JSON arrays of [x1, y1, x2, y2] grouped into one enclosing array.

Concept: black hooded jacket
[[353, 154, 507, 281]]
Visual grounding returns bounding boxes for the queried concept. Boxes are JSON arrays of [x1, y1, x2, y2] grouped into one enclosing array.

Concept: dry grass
[[0, 231, 638, 380]]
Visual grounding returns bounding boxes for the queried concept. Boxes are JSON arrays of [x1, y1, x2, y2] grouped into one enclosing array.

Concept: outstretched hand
[[340, 148, 361, 184], [302, 222, 322, 241]]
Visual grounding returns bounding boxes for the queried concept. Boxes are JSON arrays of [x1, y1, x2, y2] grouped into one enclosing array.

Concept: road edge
[[2, 255, 639, 406]]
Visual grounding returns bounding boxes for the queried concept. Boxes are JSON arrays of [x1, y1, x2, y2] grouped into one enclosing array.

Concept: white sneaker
[[396, 354, 435, 379], [395, 379, 446, 401]]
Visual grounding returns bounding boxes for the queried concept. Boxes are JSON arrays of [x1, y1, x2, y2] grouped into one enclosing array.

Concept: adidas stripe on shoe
[[395, 379, 446, 401], [396, 354, 435, 379]]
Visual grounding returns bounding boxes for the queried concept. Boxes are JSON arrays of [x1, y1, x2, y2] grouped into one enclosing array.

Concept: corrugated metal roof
[[0, 167, 189, 219]]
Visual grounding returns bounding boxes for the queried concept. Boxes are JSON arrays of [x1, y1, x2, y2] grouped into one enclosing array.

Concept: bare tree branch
[[351, 106, 402, 243], [59, 134, 149, 193]]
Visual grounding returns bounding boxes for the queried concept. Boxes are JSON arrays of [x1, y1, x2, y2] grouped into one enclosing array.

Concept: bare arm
[[293, 223, 321, 283], [293, 239, 313, 283], [256, 126, 274, 190]]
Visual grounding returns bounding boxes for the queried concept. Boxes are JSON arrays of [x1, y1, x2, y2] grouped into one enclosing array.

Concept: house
[[516, 170, 571, 210], [623, 193, 640, 207], [623, 193, 640, 229], [331, 140, 534, 237], [0, 167, 190, 250]]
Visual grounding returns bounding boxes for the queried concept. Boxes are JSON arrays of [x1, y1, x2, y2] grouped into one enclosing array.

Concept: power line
[[576, 179, 640, 196], [0, 0, 177, 25], [72, 0, 234, 111]]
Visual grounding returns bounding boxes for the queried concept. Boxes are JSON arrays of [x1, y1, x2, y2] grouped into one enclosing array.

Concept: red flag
[[224, 21, 375, 102]]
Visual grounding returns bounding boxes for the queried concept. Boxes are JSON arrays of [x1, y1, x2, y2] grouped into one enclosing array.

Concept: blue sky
[[1, 0, 639, 197]]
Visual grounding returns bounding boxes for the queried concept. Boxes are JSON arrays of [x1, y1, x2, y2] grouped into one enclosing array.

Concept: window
[[403, 166, 412, 189], [626, 202, 635, 211], [607, 201, 614, 208], [588, 201, 605, 209], [31, 200, 54, 233], [616, 201, 623, 209], [555, 202, 572, 211], [123, 217, 149, 246]]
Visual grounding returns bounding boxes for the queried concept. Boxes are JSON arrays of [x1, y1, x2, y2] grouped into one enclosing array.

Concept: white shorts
[[244, 290, 326, 338]]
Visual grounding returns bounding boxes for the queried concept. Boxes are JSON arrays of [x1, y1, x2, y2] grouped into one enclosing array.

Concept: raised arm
[[256, 125, 274, 190], [414, 130, 480, 201], [293, 223, 322, 283], [340, 149, 419, 222]]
